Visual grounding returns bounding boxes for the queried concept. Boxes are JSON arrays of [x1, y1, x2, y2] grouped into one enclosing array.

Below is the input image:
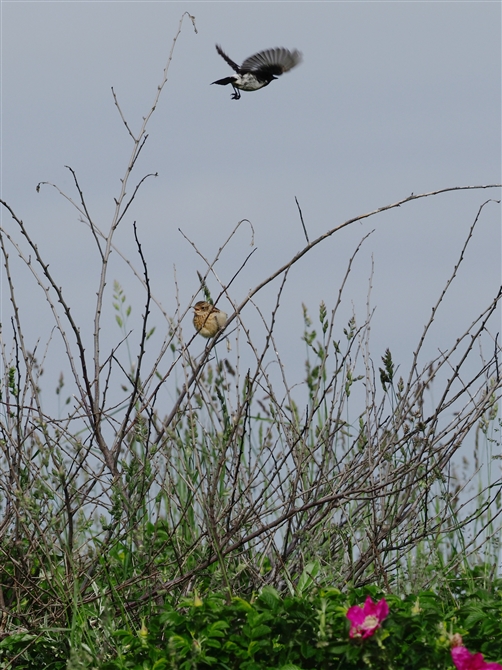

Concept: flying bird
[[212, 44, 302, 100]]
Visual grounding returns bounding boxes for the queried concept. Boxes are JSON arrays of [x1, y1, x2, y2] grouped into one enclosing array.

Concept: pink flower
[[451, 645, 502, 670], [346, 596, 389, 639]]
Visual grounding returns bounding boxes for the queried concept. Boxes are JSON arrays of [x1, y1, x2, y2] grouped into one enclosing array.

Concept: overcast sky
[[1, 2, 501, 422]]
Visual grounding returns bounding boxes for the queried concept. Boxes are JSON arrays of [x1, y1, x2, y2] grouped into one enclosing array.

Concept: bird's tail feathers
[[211, 76, 236, 86]]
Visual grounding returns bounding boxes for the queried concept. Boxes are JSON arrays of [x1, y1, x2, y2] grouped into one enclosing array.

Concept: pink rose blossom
[[346, 596, 389, 639], [451, 645, 502, 670]]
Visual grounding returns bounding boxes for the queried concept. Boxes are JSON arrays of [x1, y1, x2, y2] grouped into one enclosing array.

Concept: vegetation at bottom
[[1, 567, 501, 669]]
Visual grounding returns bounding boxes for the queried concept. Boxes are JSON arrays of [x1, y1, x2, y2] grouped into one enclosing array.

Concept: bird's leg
[[231, 86, 241, 100]]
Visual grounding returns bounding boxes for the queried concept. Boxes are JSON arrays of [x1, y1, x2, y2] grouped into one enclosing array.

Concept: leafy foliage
[[3, 574, 501, 669]]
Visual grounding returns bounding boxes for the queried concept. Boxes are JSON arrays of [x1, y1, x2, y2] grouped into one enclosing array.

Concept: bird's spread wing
[[240, 48, 302, 76], [215, 45, 241, 73]]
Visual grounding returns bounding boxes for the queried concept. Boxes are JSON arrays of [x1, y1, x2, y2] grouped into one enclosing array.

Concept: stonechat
[[212, 45, 302, 100], [193, 301, 228, 338]]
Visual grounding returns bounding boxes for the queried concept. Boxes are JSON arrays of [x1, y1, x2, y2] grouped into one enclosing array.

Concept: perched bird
[[193, 301, 228, 338], [212, 44, 302, 100]]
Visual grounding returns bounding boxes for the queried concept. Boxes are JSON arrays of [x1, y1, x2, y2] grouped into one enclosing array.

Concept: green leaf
[[297, 560, 320, 595]]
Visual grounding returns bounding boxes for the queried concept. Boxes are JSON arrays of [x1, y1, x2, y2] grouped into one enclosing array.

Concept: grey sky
[[1, 1, 500, 410]]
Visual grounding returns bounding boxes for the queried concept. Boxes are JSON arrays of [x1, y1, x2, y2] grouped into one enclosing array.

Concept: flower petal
[[451, 646, 502, 670]]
